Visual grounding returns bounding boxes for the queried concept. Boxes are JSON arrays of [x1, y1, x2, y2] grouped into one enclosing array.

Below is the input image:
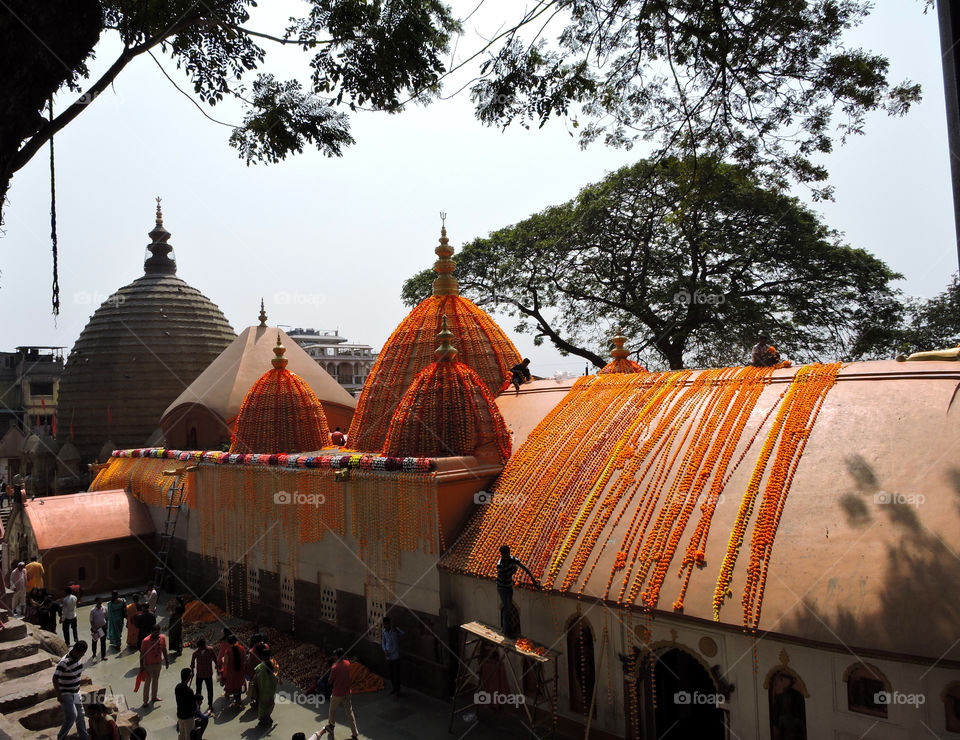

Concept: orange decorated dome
[[230, 335, 331, 453], [348, 224, 522, 452], [382, 317, 511, 463], [599, 331, 646, 374]]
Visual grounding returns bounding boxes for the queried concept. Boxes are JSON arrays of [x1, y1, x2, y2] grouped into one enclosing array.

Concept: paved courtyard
[[69, 600, 513, 740]]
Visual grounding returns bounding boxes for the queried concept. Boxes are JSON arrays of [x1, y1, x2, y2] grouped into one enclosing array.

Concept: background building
[[286, 327, 377, 394]]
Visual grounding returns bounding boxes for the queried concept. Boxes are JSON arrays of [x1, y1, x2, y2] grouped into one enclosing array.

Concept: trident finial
[[155, 196, 163, 226], [440, 211, 447, 228]]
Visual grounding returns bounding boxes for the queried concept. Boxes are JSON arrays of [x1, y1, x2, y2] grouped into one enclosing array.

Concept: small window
[[845, 664, 889, 718], [78, 566, 86, 581], [944, 682, 960, 733], [29, 380, 54, 396]]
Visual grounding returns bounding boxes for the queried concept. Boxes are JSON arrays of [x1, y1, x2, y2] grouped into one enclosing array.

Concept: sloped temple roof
[[441, 360, 960, 661]]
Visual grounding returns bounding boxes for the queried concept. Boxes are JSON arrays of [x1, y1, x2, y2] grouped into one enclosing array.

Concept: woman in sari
[[106, 591, 125, 650], [253, 647, 279, 727], [220, 634, 246, 708], [125, 595, 139, 651]]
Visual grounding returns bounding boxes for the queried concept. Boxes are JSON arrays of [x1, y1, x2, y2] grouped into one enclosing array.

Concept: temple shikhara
[[5, 210, 960, 739]]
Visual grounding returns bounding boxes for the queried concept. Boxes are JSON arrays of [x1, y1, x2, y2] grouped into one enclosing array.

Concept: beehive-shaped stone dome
[[230, 336, 331, 454], [599, 331, 647, 374], [55, 203, 236, 460], [382, 317, 511, 463], [349, 225, 522, 452]]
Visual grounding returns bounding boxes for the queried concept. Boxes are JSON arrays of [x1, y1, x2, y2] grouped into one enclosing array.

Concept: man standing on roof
[[496, 545, 538, 638], [510, 359, 532, 395]]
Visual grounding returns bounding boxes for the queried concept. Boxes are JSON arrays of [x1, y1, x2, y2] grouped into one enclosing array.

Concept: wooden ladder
[[152, 464, 198, 591]]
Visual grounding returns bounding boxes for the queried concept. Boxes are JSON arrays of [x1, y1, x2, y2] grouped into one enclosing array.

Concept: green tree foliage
[[403, 156, 903, 370], [0, 0, 460, 215], [473, 0, 922, 200], [2, 0, 923, 221]]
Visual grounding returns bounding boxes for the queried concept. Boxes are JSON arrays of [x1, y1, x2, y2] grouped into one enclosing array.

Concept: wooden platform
[[460, 621, 557, 662]]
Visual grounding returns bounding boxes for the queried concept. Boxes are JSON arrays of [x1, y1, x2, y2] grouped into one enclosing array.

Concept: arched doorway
[[629, 646, 727, 739], [566, 616, 596, 716]]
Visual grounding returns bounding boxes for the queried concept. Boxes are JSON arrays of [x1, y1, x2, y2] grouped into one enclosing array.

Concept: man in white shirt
[[10, 562, 26, 617], [61, 587, 79, 646], [89, 597, 108, 661], [145, 584, 158, 614]]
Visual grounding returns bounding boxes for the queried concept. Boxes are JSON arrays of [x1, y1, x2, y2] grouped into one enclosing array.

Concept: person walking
[[253, 646, 279, 727], [381, 617, 405, 698], [61, 586, 79, 645], [53, 639, 89, 740], [190, 637, 217, 709], [10, 562, 27, 617], [496, 545, 539, 638], [145, 584, 158, 615], [134, 604, 156, 652], [24, 555, 45, 590], [168, 595, 186, 656], [38, 595, 61, 633], [175, 668, 201, 740], [125, 597, 140, 652], [89, 597, 108, 661], [220, 635, 246, 708], [325, 648, 359, 739], [107, 591, 126, 650], [139, 625, 169, 707]]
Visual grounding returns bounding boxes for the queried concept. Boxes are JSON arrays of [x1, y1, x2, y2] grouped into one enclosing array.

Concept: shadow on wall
[[782, 455, 960, 662]]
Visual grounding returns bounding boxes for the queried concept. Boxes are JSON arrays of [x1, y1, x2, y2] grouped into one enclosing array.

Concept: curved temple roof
[[442, 360, 960, 661]]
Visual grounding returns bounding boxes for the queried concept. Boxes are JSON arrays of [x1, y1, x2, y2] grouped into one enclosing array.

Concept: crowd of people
[[7, 554, 410, 739]]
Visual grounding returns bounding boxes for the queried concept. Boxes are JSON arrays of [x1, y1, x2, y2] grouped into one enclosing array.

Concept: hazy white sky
[[1, 2, 955, 376]]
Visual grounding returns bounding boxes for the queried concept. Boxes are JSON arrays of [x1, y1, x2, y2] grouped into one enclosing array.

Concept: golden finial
[[271, 333, 288, 369], [611, 328, 630, 361], [155, 196, 163, 226], [258, 298, 268, 328], [435, 314, 458, 361], [432, 213, 459, 297]]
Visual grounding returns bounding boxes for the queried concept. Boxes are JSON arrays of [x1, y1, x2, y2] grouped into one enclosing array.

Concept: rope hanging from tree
[[49, 96, 60, 317]]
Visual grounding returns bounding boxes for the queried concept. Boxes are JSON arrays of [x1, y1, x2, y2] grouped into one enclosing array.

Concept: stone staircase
[[0, 503, 11, 531], [0, 610, 140, 738]]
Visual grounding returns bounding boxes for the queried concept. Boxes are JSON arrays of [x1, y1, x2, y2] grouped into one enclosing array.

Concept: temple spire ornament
[[258, 298, 268, 328], [144, 198, 176, 276], [272, 334, 288, 369], [432, 212, 459, 297], [435, 315, 458, 361], [611, 329, 630, 361]]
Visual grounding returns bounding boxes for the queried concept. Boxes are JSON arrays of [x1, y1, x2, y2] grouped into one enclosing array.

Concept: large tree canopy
[[0, 0, 460, 216], [2, 0, 922, 221], [403, 156, 903, 370]]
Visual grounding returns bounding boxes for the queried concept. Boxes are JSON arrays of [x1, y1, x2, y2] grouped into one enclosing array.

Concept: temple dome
[[349, 225, 522, 452], [161, 303, 355, 450], [230, 336, 331, 454], [599, 331, 646, 374], [382, 317, 511, 463], [56, 204, 236, 460]]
